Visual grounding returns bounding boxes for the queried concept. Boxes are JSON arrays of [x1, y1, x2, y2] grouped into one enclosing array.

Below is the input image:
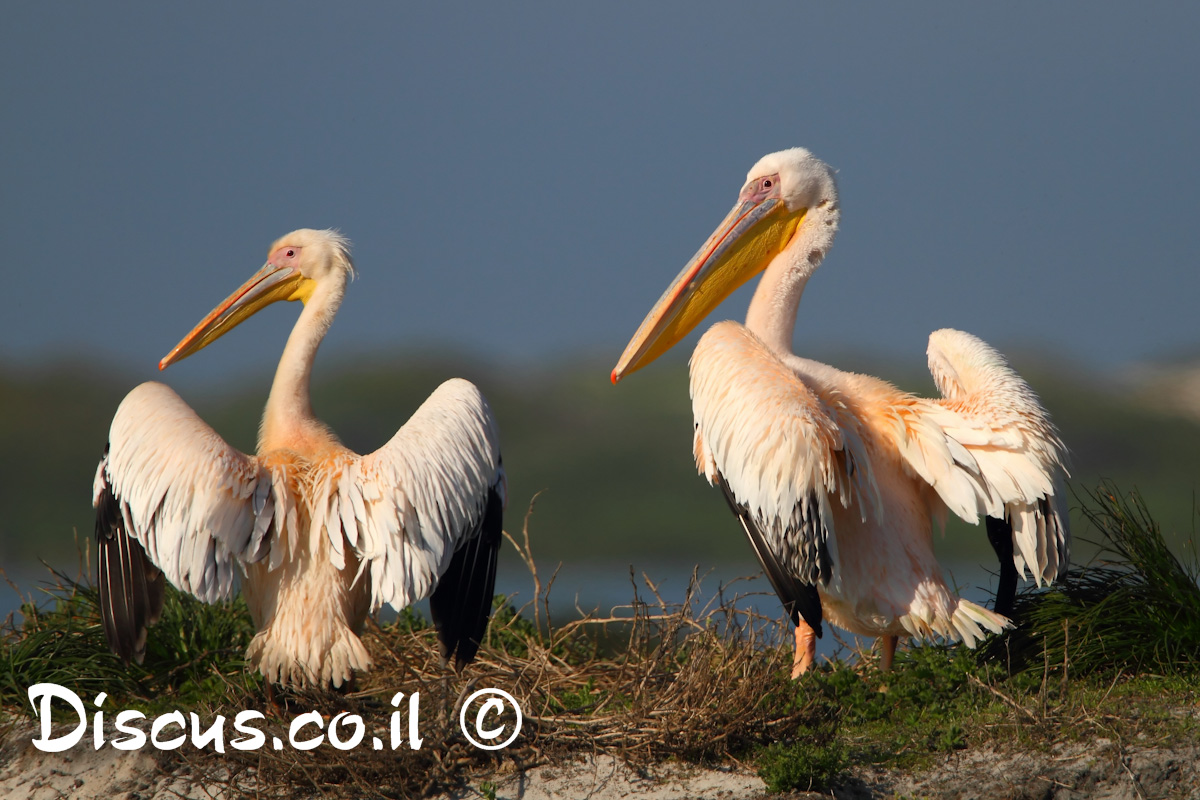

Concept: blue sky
[[3, 3, 1197, 386]]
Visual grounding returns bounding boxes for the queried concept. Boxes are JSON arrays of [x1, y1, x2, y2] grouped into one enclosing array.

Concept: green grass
[[757, 731, 847, 793], [981, 484, 1200, 677], [754, 644, 1200, 793], [753, 646, 986, 791], [2, 568, 258, 715]]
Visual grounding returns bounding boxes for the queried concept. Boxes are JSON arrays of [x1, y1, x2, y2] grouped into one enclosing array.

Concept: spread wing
[[916, 329, 1069, 586], [429, 481, 504, 668], [690, 322, 877, 623], [94, 381, 277, 662], [314, 378, 505, 667]]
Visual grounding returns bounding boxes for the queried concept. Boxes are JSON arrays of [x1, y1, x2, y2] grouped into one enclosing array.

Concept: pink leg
[[880, 635, 898, 672], [791, 620, 817, 678]]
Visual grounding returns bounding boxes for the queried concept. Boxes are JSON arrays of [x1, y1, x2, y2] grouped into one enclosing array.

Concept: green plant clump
[[983, 484, 1200, 677], [757, 730, 848, 793], [2, 570, 257, 713]]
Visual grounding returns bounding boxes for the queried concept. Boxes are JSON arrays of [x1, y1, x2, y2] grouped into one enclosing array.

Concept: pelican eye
[[286, 249, 295, 257], [741, 174, 782, 203]]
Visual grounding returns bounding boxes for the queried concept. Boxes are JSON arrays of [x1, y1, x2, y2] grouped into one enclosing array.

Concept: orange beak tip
[[610, 368, 620, 385]]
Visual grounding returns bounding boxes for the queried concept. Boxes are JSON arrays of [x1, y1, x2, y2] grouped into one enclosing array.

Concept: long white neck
[[744, 200, 839, 355], [259, 277, 345, 452]]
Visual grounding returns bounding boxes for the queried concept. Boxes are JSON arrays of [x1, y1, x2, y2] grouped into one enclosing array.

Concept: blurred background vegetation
[[2, 347, 1198, 598]]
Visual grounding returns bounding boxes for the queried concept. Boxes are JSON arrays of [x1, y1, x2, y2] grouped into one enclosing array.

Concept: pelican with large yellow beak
[[613, 148, 1067, 676], [94, 228, 505, 687]]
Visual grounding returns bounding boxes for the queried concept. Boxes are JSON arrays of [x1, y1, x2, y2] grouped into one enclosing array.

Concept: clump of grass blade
[[757, 728, 847, 793], [2, 564, 258, 714], [984, 484, 1200, 676]]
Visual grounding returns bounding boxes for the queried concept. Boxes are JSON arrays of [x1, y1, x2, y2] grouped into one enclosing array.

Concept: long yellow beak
[[611, 197, 807, 383], [158, 262, 315, 370]]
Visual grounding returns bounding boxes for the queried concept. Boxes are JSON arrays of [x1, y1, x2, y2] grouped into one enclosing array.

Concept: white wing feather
[[691, 323, 877, 584], [919, 329, 1069, 585], [96, 382, 276, 603], [329, 379, 503, 613]]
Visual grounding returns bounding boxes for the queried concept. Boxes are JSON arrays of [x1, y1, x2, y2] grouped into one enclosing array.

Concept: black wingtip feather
[[429, 484, 504, 670], [986, 514, 1018, 619], [716, 475, 823, 637], [95, 461, 164, 665]]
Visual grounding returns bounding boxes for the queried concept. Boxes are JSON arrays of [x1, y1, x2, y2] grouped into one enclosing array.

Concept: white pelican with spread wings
[[94, 228, 505, 688]]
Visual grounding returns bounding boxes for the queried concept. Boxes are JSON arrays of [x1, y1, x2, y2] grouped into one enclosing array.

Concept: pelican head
[[159, 228, 354, 370], [612, 148, 838, 382]]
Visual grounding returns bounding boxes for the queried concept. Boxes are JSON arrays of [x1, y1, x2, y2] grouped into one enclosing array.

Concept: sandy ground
[[859, 739, 1200, 800], [445, 756, 768, 800], [0, 719, 769, 800], [3, 719, 1198, 799], [0, 734, 767, 800]]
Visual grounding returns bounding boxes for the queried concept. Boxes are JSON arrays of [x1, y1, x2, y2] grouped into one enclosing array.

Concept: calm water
[[491, 557, 1005, 664]]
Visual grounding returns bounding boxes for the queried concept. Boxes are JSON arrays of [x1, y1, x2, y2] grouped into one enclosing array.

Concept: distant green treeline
[[2, 348, 1198, 571]]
